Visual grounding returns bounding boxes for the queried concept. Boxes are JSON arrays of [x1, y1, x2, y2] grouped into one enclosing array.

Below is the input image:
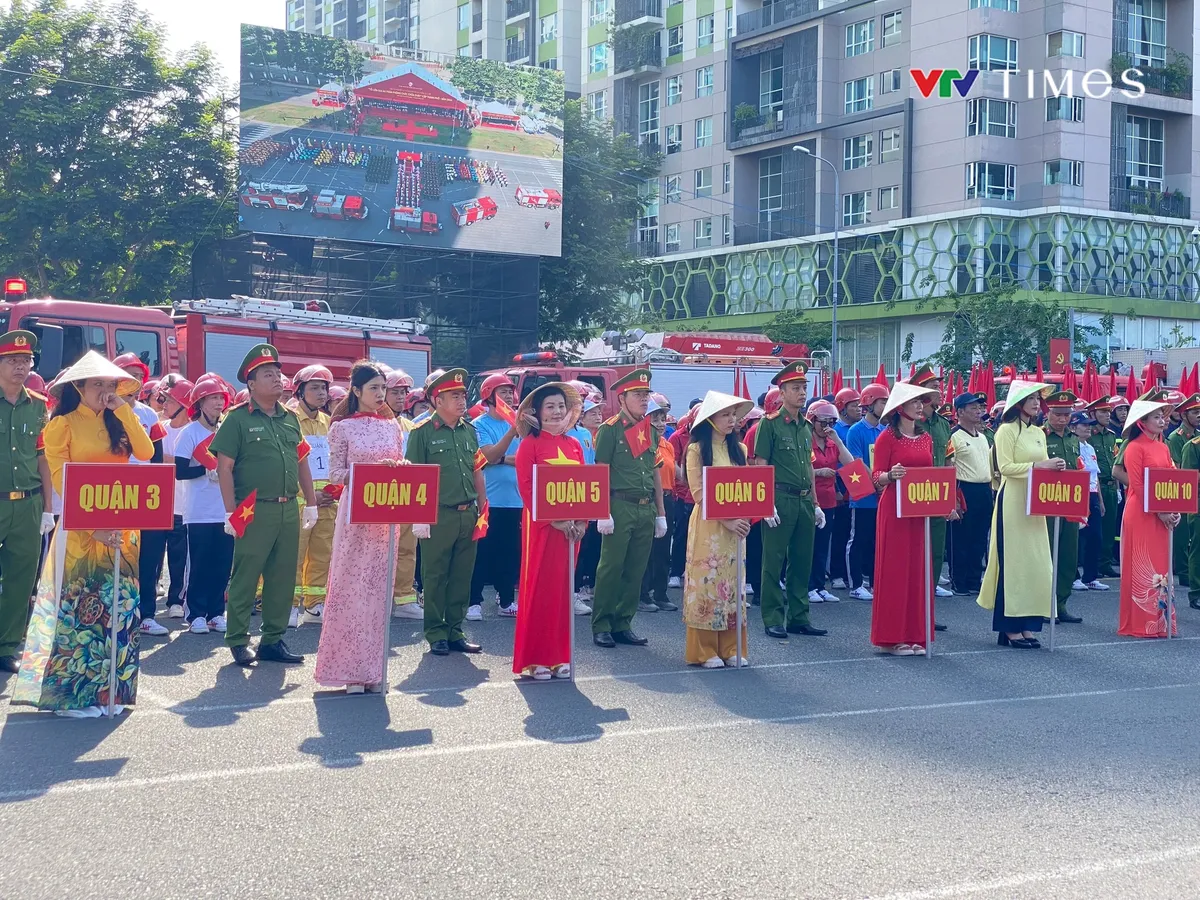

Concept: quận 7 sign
[[895, 467, 957, 518]]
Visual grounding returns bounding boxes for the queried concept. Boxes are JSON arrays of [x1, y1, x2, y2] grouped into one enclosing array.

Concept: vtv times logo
[[909, 67, 1147, 100]]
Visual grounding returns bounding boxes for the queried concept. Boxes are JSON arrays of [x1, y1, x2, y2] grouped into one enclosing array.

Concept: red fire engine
[[514, 186, 562, 209], [387, 206, 442, 234], [239, 181, 309, 211], [311, 190, 369, 221], [451, 197, 498, 226]]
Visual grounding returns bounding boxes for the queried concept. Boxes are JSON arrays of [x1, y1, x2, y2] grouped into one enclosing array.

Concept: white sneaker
[[1071, 579, 1089, 591], [498, 602, 518, 617], [701, 656, 725, 669], [393, 602, 424, 619], [938, 575, 949, 586], [302, 604, 324, 625], [140, 618, 168, 636], [850, 586, 874, 601], [166, 604, 185, 619], [573, 596, 592, 615], [345, 684, 365, 695], [1085, 580, 1111, 591], [744, 583, 754, 595], [935, 586, 953, 598], [667, 576, 681, 588], [831, 578, 847, 589], [189, 617, 210, 634], [208, 615, 227, 633], [808, 589, 824, 604], [466, 604, 483, 621], [819, 590, 838, 603], [288, 607, 300, 629], [724, 656, 749, 668]]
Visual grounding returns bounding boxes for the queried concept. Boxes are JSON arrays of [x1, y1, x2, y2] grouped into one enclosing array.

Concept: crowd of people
[[0, 330, 1188, 717]]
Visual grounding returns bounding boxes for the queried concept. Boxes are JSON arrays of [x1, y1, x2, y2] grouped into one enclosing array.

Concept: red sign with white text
[[346, 463, 440, 525], [532, 464, 610, 522], [61, 463, 176, 531], [702, 466, 775, 520], [1144, 467, 1199, 515], [895, 467, 957, 519], [1026, 468, 1090, 519]]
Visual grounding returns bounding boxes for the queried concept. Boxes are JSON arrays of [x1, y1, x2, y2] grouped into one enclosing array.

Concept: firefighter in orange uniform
[[289, 364, 336, 628]]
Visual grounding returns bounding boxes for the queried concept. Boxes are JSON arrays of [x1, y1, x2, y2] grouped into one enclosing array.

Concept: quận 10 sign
[[532, 464, 610, 522], [1026, 468, 1090, 519], [701, 466, 775, 520], [347, 463, 440, 525], [895, 467, 957, 518], [61, 463, 176, 531], [1144, 468, 1199, 515]]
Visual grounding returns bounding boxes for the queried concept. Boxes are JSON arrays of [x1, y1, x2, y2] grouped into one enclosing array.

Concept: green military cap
[[910, 364, 939, 387], [770, 360, 808, 386], [237, 343, 281, 383], [611, 368, 652, 395], [1086, 395, 1114, 411], [1044, 390, 1078, 409], [427, 367, 469, 399], [0, 330, 37, 357], [1175, 392, 1200, 413]]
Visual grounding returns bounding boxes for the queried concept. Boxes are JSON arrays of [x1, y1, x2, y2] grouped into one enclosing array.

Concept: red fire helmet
[[112, 352, 150, 384], [189, 377, 230, 412], [859, 384, 890, 406], [479, 374, 515, 401], [387, 370, 414, 390], [763, 387, 783, 415], [294, 365, 334, 388], [833, 387, 861, 411]]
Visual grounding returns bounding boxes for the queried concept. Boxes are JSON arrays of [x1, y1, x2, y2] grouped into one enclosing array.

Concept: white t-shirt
[[172, 421, 225, 524], [1078, 440, 1100, 493], [128, 402, 160, 466], [164, 422, 189, 513]]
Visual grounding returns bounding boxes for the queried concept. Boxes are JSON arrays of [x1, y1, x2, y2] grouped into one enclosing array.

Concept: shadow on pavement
[[398, 651, 489, 708], [517, 681, 630, 743], [299, 695, 432, 768], [173, 659, 299, 728], [0, 708, 128, 803]]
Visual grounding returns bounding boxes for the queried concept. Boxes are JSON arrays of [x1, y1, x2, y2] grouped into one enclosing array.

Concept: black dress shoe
[[1191, 599, 1200, 611], [256, 641, 304, 663], [786, 623, 828, 636], [230, 645, 257, 666], [593, 631, 616, 648], [1056, 610, 1083, 624], [612, 630, 648, 645], [429, 640, 450, 655], [934, 622, 948, 632], [0, 655, 20, 674], [765, 625, 788, 639], [448, 638, 482, 654], [655, 599, 679, 612], [1024, 637, 1042, 648]]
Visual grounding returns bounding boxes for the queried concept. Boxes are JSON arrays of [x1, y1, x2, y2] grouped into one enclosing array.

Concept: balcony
[[506, 38, 529, 62], [384, 27, 410, 44], [384, 1, 408, 22], [612, 25, 663, 76], [1111, 186, 1191, 220], [630, 240, 661, 258], [506, 0, 530, 19], [636, 136, 662, 161], [735, 0, 818, 40], [734, 219, 808, 246], [730, 107, 783, 146], [1112, 52, 1192, 101], [614, 0, 664, 28]]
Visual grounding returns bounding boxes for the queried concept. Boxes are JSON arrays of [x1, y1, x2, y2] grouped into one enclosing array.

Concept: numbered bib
[[307, 435, 331, 482]]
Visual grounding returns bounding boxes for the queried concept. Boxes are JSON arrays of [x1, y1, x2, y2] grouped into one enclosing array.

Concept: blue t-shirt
[[845, 418, 887, 509], [833, 419, 854, 445], [567, 425, 596, 464], [473, 412, 522, 508]]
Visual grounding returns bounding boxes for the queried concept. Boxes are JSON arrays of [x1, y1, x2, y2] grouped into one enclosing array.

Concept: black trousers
[[746, 520, 763, 599], [809, 507, 836, 591], [670, 499, 693, 578], [1080, 493, 1103, 583], [828, 503, 851, 582], [574, 522, 601, 591], [139, 513, 187, 618], [641, 495, 674, 603], [846, 507, 877, 589], [469, 505, 521, 608], [951, 482, 993, 593], [185, 522, 234, 622]]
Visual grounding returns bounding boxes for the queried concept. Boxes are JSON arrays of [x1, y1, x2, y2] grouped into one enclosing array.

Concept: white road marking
[[0, 680, 1195, 802]]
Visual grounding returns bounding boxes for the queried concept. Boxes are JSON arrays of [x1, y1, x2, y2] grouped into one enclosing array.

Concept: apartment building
[[621, 0, 1200, 366]]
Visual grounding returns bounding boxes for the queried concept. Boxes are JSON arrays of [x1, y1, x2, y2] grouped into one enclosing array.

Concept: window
[[637, 180, 658, 243], [882, 11, 902, 46], [666, 123, 682, 154], [56, 324, 108, 370], [539, 13, 556, 42], [638, 81, 659, 145], [1044, 159, 1083, 186], [695, 166, 712, 198], [845, 19, 874, 57], [759, 154, 782, 221], [968, 34, 1018, 71], [115, 330, 161, 376], [878, 186, 899, 210], [1129, 0, 1166, 67], [588, 0, 608, 26], [842, 191, 868, 226], [759, 49, 783, 112], [665, 174, 681, 203], [696, 65, 714, 97], [457, 4, 470, 30], [726, 8, 733, 40], [1046, 96, 1084, 122], [538, 58, 557, 69], [666, 75, 682, 105], [880, 127, 901, 162], [880, 69, 901, 94], [1127, 114, 1164, 188], [694, 218, 713, 248], [665, 223, 681, 253], [722, 214, 731, 245], [843, 134, 873, 170], [587, 89, 607, 118], [965, 161, 1016, 200], [966, 98, 1017, 138], [844, 77, 873, 114], [588, 43, 606, 73], [695, 116, 712, 147], [667, 24, 683, 56], [697, 14, 714, 47], [1047, 30, 1084, 58], [969, 0, 1017, 9], [722, 162, 730, 193]]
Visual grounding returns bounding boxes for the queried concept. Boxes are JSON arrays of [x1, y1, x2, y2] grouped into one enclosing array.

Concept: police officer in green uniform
[[1043, 391, 1083, 624], [1181, 428, 1200, 609], [406, 368, 487, 656], [757, 361, 828, 639], [212, 344, 319, 666], [1166, 392, 1200, 585], [1087, 396, 1120, 577], [0, 331, 54, 674], [592, 369, 666, 648], [912, 367, 955, 605]]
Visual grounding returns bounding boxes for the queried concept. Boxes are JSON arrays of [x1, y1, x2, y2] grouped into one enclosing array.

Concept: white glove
[[413, 523, 431, 540], [597, 516, 615, 535], [302, 505, 319, 530], [205, 469, 220, 483], [814, 507, 826, 530], [654, 516, 667, 539], [40, 513, 55, 535], [765, 506, 780, 528], [223, 512, 237, 537]]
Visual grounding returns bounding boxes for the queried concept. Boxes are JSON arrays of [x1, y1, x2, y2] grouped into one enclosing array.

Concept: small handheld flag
[[229, 490, 257, 538], [837, 459, 875, 501], [193, 433, 218, 471], [473, 500, 490, 540], [624, 416, 653, 457]]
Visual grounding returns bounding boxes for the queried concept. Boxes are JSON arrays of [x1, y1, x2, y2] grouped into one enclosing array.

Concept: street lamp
[[794, 145, 839, 371]]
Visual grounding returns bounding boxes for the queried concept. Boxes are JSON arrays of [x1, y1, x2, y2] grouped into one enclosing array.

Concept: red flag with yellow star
[[837, 459, 875, 501], [624, 416, 653, 457], [474, 448, 486, 471], [495, 396, 517, 427], [297, 437, 311, 463], [472, 500, 490, 540], [229, 490, 257, 538], [193, 433, 218, 471]]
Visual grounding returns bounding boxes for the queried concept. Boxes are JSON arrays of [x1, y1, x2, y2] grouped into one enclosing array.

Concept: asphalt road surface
[[237, 123, 563, 257], [2, 581, 1198, 899]]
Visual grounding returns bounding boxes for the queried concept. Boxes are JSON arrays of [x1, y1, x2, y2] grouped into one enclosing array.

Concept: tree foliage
[[764, 308, 831, 353], [240, 24, 366, 85], [537, 100, 661, 344], [0, 0, 237, 303], [445, 56, 564, 117]]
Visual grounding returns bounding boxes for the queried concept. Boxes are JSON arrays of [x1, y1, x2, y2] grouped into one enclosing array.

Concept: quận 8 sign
[[61, 463, 176, 531], [1026, 468, 1090, 519]]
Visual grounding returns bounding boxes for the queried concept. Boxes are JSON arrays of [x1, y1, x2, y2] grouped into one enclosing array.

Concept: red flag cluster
[[1178, 363, 1200, 396]]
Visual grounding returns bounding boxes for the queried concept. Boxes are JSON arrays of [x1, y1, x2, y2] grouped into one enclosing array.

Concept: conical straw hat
[[49, 351, 142, 399], [1123, 387, 1174, 436], [516, 381, 581, 436], [881, 381, 938, 421], [694, 390, 754, 427]]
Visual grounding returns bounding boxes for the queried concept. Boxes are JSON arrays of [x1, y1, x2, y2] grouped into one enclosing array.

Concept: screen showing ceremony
[[238, 25, 564, 257]]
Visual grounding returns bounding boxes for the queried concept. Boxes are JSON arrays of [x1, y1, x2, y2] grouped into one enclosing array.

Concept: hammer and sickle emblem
[[1055, 353, 1064, 365]]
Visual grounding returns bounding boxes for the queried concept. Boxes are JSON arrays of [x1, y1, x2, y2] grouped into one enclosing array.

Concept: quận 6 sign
[[701, 466, 775, 520]]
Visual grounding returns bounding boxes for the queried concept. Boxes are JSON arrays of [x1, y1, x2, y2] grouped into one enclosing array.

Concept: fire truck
[[387, 206, 442, 234], [451, 197, 498, 226], [311, 190, 369, 221], [239, 181, 310, 211], [514, 186, 562, 209]]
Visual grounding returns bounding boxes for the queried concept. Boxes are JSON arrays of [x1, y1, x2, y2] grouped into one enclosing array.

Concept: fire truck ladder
[[175, 297, 425, 335]]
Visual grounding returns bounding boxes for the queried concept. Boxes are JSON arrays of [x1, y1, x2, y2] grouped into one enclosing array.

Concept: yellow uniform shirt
[[949, 426, 993, 484]]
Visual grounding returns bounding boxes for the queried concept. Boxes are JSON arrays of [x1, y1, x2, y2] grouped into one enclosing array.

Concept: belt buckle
[[6, 491, 21, 500], [639, 498, 650, 505]]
